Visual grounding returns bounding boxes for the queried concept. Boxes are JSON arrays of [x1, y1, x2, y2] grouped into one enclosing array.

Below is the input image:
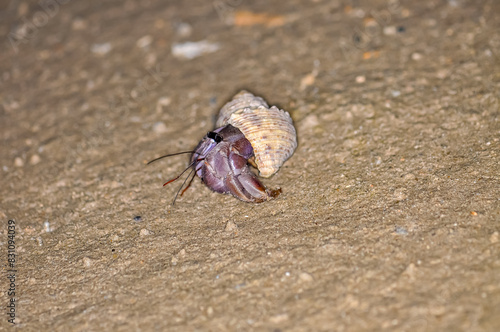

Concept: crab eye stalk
[[207, 131, 223, 143]]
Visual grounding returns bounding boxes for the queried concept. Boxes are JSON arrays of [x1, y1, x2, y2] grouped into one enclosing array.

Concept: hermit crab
[[148, 90, 297, 203]]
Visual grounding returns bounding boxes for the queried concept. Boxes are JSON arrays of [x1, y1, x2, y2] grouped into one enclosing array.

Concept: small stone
[[402, 263, 416, 281], [300, 114, 319, 130], [171, 40, 220, 60], [43, 221, 51, 232], [300, 72, 316, 90], [72, 18, 88, 30], [355, 75, 366, 83], [298, 272, 314, 282], [393, 188, 407, 200], [403, 173, 415, 181], [14, 157, 24, 167], [152, 121, 168, 134], [269, 313, 289, 324], [133, 216, 142, 222], [383, 26, 397, 35], [206, 306, 214, 316], [156, 97, 171, 113], [175, 22, 192, 38], [29, 154, 41, 165], [140, 228, 152, 236], [82, 257, 93, 267], [395, 227, 408, 235], [224, 220, 238, 232], [391, 90, 401, 97], [334, 151, 350, 163], [490, 231, 499, 244], [136, 35, 153, 48], [91, 42, 112, 55], [411, 52, 423, 61]]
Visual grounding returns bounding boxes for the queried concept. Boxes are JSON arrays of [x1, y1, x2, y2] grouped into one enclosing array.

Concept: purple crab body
[[191, 125, 281, 203]]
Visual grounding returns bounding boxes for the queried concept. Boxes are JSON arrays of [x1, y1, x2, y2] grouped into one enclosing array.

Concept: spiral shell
[[216, 90, 297, 178]]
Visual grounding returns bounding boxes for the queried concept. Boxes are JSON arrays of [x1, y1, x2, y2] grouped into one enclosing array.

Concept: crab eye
[[207, 131, 223, 143]]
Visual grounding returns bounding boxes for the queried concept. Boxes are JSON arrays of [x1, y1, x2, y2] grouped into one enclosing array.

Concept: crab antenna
[[147, 151, 193, 165]]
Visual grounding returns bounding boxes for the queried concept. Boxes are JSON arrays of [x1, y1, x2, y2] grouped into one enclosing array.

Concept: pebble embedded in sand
[[30, 154, 41, 165], [91, 42, 112, 55], [490, 231, 499, 244], [82, 257, 93, 267], [152, 121, 168, 134], [224, 220, 238, 232], [171, 40, 220, 60], [136, 35, 153, 48], [298, 272, 314, 282], [140, 228, 152, 236], [14, 157, 24, 167]]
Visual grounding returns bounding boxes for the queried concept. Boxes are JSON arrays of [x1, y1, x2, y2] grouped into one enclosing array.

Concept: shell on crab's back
[[227, 106, 296, 177], [217, 90, 297, 178]]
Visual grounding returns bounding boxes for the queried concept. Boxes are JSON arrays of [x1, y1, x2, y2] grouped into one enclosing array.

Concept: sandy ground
[[1, 0, 499, 331]]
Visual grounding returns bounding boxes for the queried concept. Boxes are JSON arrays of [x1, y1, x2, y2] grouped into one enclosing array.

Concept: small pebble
[[300, 72, 316, 90], [391, 90, 401, 97], [136, 35, 153, 48], [395, 227, 408, 235], [171, 40, 220, 60], [82, 257, 93, 267], [402, 263, 416, 281], [29, 154, 41, 165], [269, 314, 289, 324], [43, 220, 51, 232], [383, 26, 397, 35], [298, 272, 314, 282], [140, 229, 152, 236], [355, 75, 366, 83], [300, 114, 319, 131], [72, 18, 88, 30], [171, 256, 178, 265], [224, 220, 238, 232], [133, 216, 142, 222], [152, 121, 168, 134], [14, 157, 24, 167], [91, 42, 112, 55], [403, 173, 415, 181], [175, 22, 192, 38], [490, 231, 499, 244], [411, 52, 423, 61], [393, 188, 407, 200], [156, 96, 171, 113]]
